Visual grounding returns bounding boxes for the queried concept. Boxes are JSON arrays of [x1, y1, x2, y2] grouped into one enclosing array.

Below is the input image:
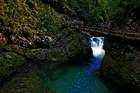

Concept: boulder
[[101, 42, 140, 93]]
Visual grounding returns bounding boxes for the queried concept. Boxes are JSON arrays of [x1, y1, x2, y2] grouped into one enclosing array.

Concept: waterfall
[[89, 36, 105, 59], [67, 36, 106, 93], [86, 36, 105, 75]]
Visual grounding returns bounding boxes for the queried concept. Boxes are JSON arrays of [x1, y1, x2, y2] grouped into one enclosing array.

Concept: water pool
[[44, 64, 112, 93]]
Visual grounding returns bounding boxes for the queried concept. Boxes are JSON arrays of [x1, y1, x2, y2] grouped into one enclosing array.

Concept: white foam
[[90, 36, 105, 59]]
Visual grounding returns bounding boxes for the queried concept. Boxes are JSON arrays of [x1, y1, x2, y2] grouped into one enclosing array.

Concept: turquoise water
[[44, 36, 112, 93], [45, 63, 112, 93]]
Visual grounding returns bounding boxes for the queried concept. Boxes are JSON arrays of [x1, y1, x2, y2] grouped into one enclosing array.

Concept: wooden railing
[[67, 21, 140, 40]]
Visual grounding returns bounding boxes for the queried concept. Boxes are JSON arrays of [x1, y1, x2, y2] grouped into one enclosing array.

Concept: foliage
[[3, 0, 64, 33], [107, 0, 140, 25], [64, 0, 140, 26]]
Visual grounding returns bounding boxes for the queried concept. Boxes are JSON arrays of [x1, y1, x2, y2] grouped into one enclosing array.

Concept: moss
[[2, 0, 64, 34], [23, 48, 48, 61], [47, 48, 69, 63], [0, 70, 45, 93], [0, 52, 25, 77]]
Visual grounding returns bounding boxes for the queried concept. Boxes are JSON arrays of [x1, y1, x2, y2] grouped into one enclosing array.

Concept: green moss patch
[[0, 52, 25, 77], [3, 0, 64, 33]]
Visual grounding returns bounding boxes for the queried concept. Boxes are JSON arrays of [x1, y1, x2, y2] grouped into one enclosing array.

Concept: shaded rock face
[[101, 40, 140, 93], [44, 30, 89, 64], [0, 63, 56, 93]]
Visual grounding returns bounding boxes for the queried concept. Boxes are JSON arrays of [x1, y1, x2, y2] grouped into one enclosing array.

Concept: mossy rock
[[0, 52, 25, 77], [47, 29, 88, 64], [23, 48, 48, 61], [0, 70, 46, 93], [101, 43, 140, 92], [47, 48, 69, 63]]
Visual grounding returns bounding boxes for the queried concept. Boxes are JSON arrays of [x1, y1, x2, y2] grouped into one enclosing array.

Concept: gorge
[[0, 0, 140, 93]]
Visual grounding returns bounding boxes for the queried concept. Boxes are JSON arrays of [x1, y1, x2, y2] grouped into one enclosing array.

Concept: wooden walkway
[[68, 22, 140, 40]]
